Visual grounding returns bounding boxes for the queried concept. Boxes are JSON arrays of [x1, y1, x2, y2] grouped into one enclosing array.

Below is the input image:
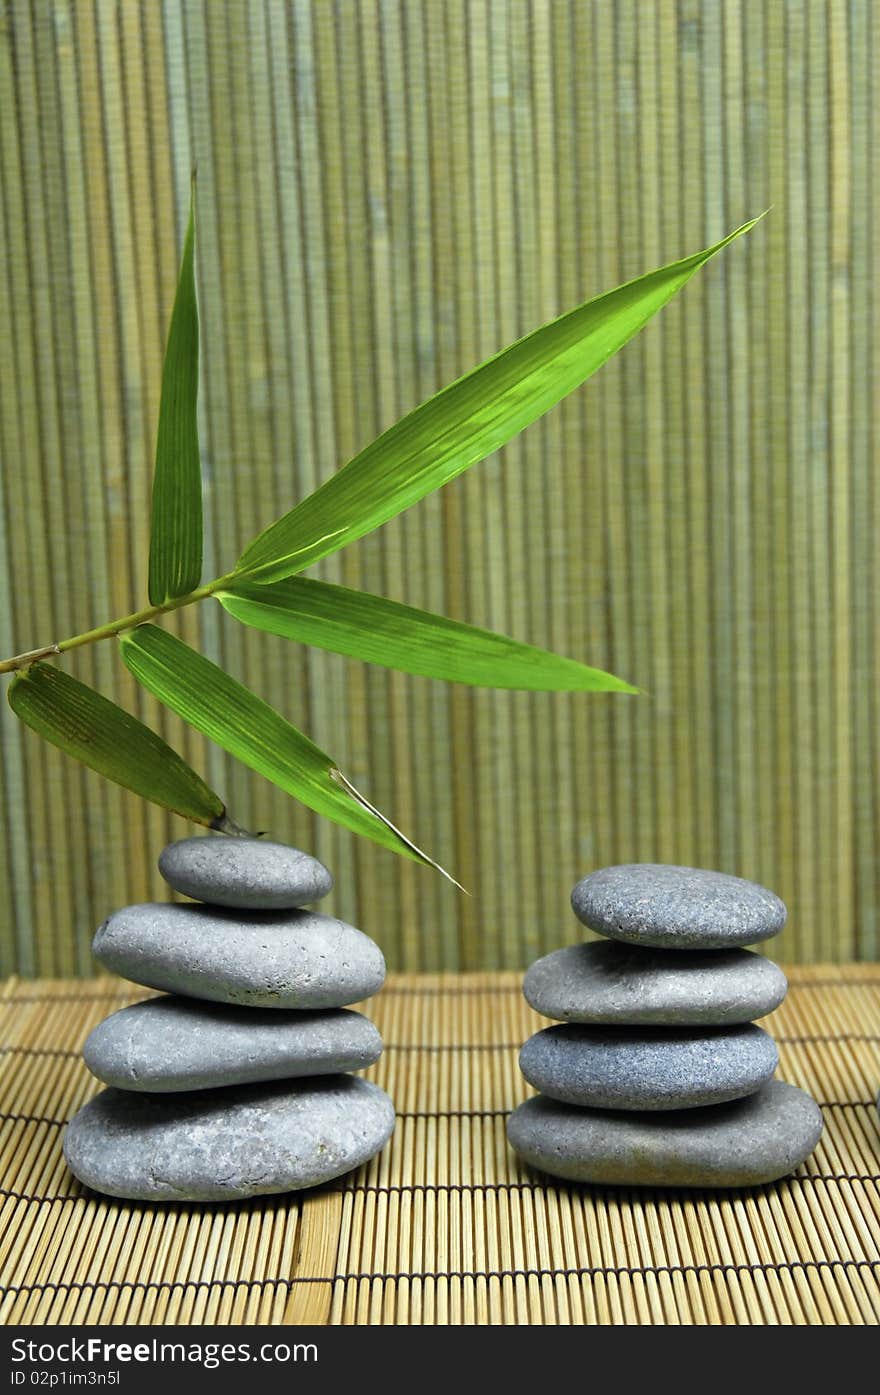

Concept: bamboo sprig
[[0, 576, 234, 675], [2, 187, 762, 873]]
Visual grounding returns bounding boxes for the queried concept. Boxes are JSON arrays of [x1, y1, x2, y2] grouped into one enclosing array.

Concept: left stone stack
[[64, 837, 395, 1202]]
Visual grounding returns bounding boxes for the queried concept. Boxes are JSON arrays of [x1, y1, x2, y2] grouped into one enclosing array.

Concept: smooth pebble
[[519, 1022, 778, 1110], [507, 1080, 823, 1188], [159, 837, 333, 910], [64, 1076, 395, 1201], [524, 941, 788, 1026], [92, 903, 385, 1009], [83, 995, 382, 1092], [571, 864, 787, 950]]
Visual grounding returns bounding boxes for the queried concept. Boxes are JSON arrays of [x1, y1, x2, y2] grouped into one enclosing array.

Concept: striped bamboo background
[[0, 0, 877, 975]]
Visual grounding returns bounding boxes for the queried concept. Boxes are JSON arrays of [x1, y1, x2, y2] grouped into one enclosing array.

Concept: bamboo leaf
[[119, 624, 455, 873], [148, 177, 203, 604], [8, 662, 226, 826], [236, 218, 762, 584], [219, 577, 638, 692]]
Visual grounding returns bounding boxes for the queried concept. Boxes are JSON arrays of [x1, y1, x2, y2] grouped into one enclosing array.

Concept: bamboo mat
[[0, 966, 878, 1326]]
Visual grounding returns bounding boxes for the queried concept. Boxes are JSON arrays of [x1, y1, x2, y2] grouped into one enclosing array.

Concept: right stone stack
[[508, 864, 824, 1189]]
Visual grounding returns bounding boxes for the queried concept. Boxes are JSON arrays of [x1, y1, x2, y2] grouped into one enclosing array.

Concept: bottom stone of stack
[[507, 1080, 823, 1188], [64, 1076, 395, 1202]]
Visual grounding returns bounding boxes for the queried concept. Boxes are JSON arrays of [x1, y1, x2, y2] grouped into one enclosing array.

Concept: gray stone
[[63, 1076, 395, 1202], [92, 903, 385, 1009], [159, 837, 333, 910], [83, 996, 383, 1092], [507, 1080, 823, 1188], [571, 864, 787, 950], [523, 941, 788, 1026], [519, 1023, 778, 1110]]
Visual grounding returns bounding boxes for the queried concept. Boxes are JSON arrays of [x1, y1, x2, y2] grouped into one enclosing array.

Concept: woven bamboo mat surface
[[0, 966, 878, 1326]]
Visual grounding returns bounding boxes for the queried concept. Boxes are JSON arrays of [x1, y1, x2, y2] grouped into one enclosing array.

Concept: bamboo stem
[[0, 572, 238, 675]]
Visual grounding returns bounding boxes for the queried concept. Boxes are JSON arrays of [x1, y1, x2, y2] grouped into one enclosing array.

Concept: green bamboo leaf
[[148, 177, 203, 605], [7, 662, 226, 827], [119, 624, 460, 879], [219, 577, 638, 693], [236, 218, 762, 584]]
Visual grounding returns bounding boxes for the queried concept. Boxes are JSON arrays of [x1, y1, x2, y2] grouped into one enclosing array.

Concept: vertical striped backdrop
[[0, 0, 876, 973]]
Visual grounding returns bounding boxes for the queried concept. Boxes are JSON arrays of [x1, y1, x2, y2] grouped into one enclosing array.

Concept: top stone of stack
[[571, 864, 786, 950], [159, 837, 333, 910]]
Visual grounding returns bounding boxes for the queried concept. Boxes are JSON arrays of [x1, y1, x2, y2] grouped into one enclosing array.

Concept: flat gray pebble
[[83, 996, 383, 1092], [519, 1023, 778, 1110], [524, 941, 788, 1026], [159, 837, 333, 909], [92, 903, 385, 1009], [571, 864, 787, 949], [64, 1076, 395, 1201], [507, 1080, 823, 1188]]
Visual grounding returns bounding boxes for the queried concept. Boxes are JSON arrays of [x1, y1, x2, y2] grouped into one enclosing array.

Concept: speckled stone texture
[[524, 941, 788, 1026], [64, 1076, 396, 1201], [506, 1080, 823, 1188], [159, 837, 333, 910], [571, 864, 787, 949], [92, 903, 385, 1009], [519, 1023, 778, 1110], [83, 996, 383, 1092]]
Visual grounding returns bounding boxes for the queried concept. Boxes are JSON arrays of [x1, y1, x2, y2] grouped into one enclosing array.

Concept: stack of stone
[[508, 864, 823, 1188], [64, 838, 395, 1202]]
